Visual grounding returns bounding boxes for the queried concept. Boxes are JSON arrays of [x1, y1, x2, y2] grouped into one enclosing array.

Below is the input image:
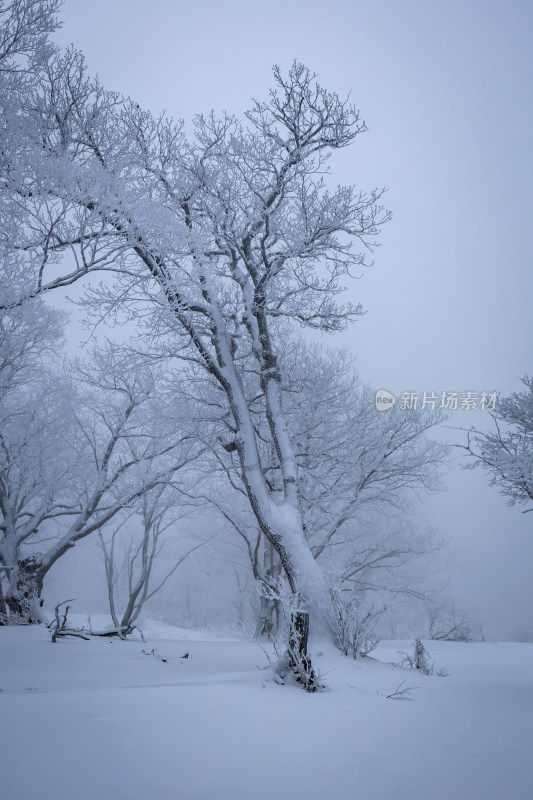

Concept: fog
[[48, 0, 533, 639]]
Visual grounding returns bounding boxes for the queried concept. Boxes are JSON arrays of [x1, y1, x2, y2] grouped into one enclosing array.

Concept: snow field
[[1, 623, 532, 800]]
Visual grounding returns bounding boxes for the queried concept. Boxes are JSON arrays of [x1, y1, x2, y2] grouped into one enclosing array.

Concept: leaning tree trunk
[[212, 330, 334, 689]]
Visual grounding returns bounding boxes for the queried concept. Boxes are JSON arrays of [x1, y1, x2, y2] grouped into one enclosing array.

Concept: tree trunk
[[5, 557, 44, 624], [0, 572, 8, 623], [254, 543, 282, 639], [275, 605, 321, 692], [254, 592, 281, 639], [289, 609, 311, 667]]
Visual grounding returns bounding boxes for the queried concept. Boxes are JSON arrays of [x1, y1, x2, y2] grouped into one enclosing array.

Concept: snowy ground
[[1, 620, 532, 800]]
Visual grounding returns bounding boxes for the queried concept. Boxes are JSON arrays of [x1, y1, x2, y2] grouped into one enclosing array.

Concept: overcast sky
[[51, 0, 533, 639]]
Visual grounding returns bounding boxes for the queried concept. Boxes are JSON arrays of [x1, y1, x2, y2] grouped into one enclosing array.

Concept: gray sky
[[52, 0, 533, 638]]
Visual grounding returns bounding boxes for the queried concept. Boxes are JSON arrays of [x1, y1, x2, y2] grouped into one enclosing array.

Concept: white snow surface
[[1, 619, 532, 800]]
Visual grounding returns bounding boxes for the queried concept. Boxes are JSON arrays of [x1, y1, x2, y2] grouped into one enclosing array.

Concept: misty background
[[44, 0, 533, 639]]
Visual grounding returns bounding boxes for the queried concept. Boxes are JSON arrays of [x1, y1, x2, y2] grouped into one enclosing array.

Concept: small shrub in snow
[[396, 638, 448, 677], [332, 593, 380, 659]]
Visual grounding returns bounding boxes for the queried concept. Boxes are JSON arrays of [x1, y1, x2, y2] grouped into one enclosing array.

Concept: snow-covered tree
[[206, 344, 446, 639], [0, 295, 64, 399], [0, 337, 201, 623], [0, 0, 63, 305], [98, 483, 208, 637], [0, 375, 71, 621], [1, 43, 391, 684], [0, 298, 70, 622], [0, 0, 59, 68], [427, 598, 476, 642], [462, 376, 533, 513]]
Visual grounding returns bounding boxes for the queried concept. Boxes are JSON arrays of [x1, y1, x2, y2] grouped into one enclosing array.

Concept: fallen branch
[[48, 600, 90, 642], [87, 624, 145, 641], [386, 680, 420, 700]]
